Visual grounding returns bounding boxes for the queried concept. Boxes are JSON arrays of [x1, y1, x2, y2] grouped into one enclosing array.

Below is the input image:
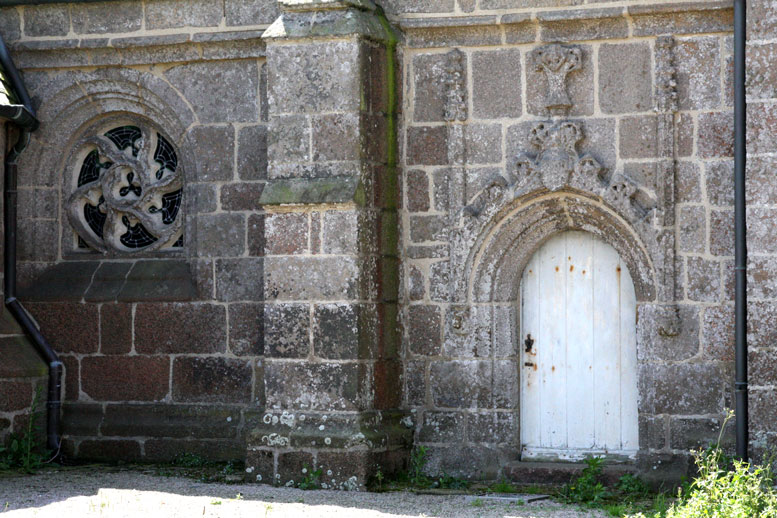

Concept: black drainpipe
[[0, 33, 62, 455], [733, 0, 748, 461]]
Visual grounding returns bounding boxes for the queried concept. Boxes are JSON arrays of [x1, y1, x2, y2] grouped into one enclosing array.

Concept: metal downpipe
[[1, 32, 62, 454], [733, 0, 748, 461]]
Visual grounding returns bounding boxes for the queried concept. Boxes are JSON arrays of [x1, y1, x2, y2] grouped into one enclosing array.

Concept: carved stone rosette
[[67, 124, 183, 253]]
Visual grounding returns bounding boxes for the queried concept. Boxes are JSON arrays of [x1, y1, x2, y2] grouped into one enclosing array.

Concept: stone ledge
[[18, 259, 197, 303], [262, 6, 397, 43], [395, 1, 732, 29], [279, 0, 376, 12], [259, 177, 364, 205], [9, 32, 267, 69]]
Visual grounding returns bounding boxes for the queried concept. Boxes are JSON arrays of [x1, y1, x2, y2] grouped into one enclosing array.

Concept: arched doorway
[[520, 230, 638, 461]]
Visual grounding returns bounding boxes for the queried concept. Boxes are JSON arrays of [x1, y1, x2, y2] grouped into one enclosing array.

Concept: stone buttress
[[247, 0, 410, 489]]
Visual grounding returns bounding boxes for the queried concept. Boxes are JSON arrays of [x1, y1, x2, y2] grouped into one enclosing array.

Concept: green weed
[[0, 386, 48, 473], [628, 447, 777, 518], [297, 465, 323, 490], [560, 456, 611, 505]]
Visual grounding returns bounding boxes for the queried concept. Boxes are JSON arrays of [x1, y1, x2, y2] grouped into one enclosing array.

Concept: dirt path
[[0, 467, 607, 517]]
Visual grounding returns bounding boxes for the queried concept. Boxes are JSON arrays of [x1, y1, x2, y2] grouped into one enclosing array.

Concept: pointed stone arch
[[465, 191, 657, 305]]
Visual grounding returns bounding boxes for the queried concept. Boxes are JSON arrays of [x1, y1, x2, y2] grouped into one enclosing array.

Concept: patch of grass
[[470, 498, 484, 507], [0, 386, 49, 473], [435, 472, 469, 490], [173, 453, 209, 468], [489, 478, 518, 494]]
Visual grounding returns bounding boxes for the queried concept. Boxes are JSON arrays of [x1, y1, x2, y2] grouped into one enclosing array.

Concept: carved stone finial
[[530, 44, 582, 116], [517, 121, 603, 192]]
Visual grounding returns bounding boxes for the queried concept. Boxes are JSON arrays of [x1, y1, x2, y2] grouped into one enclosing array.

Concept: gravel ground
[[0, 466, 607, 518]]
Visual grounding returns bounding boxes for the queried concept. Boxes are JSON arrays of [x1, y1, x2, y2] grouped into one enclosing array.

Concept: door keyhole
[[524, 334, 534, 353]]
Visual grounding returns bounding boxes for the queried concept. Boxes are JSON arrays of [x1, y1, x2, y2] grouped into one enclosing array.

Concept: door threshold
[[503, 460, 636, 486]]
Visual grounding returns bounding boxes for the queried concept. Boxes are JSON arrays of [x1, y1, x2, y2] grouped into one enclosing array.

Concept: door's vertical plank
[[620, 264, 639, 451], [521, 251, 541, 451], [566, 232, 596, 449], [593, 237, 622, 450], [539, 233, 567, 449]]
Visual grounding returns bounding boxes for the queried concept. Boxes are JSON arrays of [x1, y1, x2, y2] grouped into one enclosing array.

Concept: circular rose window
[[67, 124, 183, 253]]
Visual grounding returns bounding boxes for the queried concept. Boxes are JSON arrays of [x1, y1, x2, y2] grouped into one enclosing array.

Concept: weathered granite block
[[81, 356, 170, 402], [145, 0, 222, 29], [407, 305, 442, 356], [698, 112, 734, 158], [264, 256, 360, 300], [238, 125, 268, 181], [686, 257, 722, 302], [675, 37, 722, 111], [264, 362, 369, 411], [267, 41, 361, 114], [264, 212, 309, 255], [71, 1, 143, 34], [472, 48, 522, 119], [264, 303, 310, 358], [229, 303, 264, 356], [24, 5, 69, 37], [28, 302, 98, 354], [429, 360, 492, 409], [268, 114, 311, 168], [677, 206, 706, 254], [166, 61, 259, 123], [226, 0, 279, 25], [598, 42, 652, 113], [313, 303, 378, 360], [172, 357, 253, 403], [619, 115, 659, 159], [221, 183, 265, 212], [637, 304, 700, 362], [467, 412, 517, 444], [195, 213, 246, 257], [407, 126, 449, 166], [640, 363, 724, 415], [216, 258, 264, 302], [134, 303, 227, 354], [100, 303, 132, 355]]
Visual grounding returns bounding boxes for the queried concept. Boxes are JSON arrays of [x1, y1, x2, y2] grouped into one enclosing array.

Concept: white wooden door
[[520, 231, 638, 461]]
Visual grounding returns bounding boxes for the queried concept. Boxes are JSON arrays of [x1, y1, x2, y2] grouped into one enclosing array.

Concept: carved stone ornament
[[517, 120, 603, 192], [443, 48, 467, 122], [530, 44, 581, 116], [67, 124, 183, 253]]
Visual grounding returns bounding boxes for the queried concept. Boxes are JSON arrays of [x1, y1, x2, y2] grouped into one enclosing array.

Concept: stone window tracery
[[67, 123, 183, 253]]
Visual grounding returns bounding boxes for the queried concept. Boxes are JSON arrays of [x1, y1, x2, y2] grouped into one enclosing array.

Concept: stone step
[[503, 461, 637, 487]]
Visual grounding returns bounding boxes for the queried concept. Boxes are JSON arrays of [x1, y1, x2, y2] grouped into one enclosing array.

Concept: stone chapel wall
[[0, 0, 774, 487]]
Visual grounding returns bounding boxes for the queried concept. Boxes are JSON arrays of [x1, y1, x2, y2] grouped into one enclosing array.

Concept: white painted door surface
[[520, 231, 638, 461]]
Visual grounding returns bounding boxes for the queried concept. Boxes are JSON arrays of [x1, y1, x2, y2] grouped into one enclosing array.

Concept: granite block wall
[[0, 0, 772, 488], [0, 1, 275, 463]]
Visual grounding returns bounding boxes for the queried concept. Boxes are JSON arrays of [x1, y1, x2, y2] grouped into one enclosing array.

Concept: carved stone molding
[[530, 44, 582, 116]]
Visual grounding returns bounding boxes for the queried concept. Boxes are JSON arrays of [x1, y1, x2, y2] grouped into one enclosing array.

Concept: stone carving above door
[[516, 120, 604, 192], [530, 44, 581, 116]]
